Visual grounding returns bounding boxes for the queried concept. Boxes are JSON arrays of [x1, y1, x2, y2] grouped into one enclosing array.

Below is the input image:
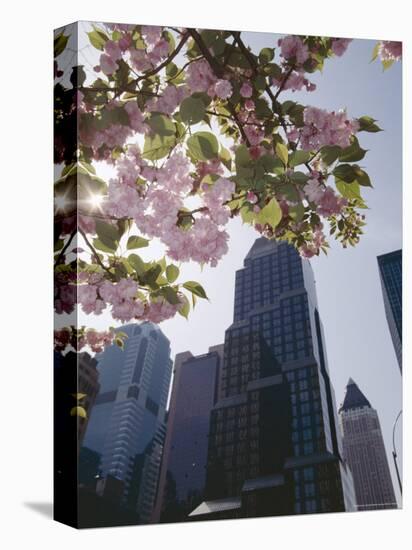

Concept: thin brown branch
[[188, 29, 251, 146], [79, 228, 114, 278]]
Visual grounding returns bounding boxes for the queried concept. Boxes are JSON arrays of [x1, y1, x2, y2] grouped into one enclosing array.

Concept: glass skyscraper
[[190, 238, 356, 520], [81, 322, 172, 523], [339, 378, 397, 511], [377, 250, 402, 372], [153, 346, 223, 523]]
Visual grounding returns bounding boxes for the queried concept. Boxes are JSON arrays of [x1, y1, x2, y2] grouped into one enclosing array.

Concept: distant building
[[377, 250, 402, 372], [190, 238, 355, 521], [153, 346, 224, 523], [81, 322, 172, 524], [339, 378, 397, 511]]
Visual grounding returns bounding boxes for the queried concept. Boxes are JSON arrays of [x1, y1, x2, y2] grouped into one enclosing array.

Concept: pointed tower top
[[339, 378, 371, 413]]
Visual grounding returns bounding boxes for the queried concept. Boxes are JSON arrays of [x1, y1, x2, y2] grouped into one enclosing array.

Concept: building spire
[[339, 378, 371, 412]]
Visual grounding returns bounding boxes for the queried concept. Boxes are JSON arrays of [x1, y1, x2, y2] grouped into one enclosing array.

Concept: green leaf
[[93, 238, 117, 254], [339, 137, 367, 162], [95, 220, 120, 251], [128, 253, 146, 275], [289, 150, 310, 167], [180, 96, 206, 125], [219, 146, 232, 171], [143, 134, 176, 160], [289, 203, 305, 223], [259, 47, 275, 64], [240, 204, 255, 224], [371, 42, 380, 62], [289, 172, 309, 185], [87, 30, 108, 51], [332, 164, 357, 183], [70, 406, 87, 418], [353, 165, 373, 187], [255, 197, 282, 229], [54, 239, 65, 252], [335, 180, 362, 200], [357, 116, 382, 133], [166, 264, 180, 283], [235, 144, 252, 168], [187, 132, 219, 161], [382, 59, 395, 71], [161, 286, 181, 305], [320, 145, 341, 166], [178, 295, 190, 319], [183, 281, 208, 299], [147, 114, 176, 136], [275, 142, 289, 166], [54, 33, 69, 57], [127, 236, 149, 249]]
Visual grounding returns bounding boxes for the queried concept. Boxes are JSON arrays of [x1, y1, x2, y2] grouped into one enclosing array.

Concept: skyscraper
[[190, 238, 355, 520], [339, 378, 397, 511], [153, 345, 223, 523], [377, 250, 402, 372], [81, 322, 172, 523]]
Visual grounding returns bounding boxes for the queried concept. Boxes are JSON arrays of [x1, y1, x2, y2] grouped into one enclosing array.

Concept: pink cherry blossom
[[331, 38, 352, 57], [300, 106, 359, 151], [378, 41, 402, 62], [278, 35, 309, 65], [141, 25, 163, 46], [186, 59, 217, 93], [240, 82, 253, 98], [100, 53, 118, 75], [304, 178, 324, 203], [244, 125, 265, 146], [212, 79, 233, 99], [104, 40, 122, 61]]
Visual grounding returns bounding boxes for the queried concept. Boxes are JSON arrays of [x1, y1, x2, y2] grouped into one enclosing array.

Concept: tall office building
[[339, 378, 397, 510], [153, 345, 224, 523], [377, 250, 402, 372], [190, 238, 355, 520], [81, 322, 173, 523]]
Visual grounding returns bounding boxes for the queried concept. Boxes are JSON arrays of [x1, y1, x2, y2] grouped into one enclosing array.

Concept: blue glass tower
[[81, 322, 172, 523], [377, 250, 402, 372], [153, 346, 223, 523], [190, 238, 355, 520]]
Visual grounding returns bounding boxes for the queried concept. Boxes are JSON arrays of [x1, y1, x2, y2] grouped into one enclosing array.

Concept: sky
[[68, 25, 403, 503]]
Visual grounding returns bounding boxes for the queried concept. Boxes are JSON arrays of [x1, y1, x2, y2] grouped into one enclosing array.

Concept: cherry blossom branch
[[187, 29, 251, 146], [79, 228, 114, 278], [54, 229, 76, 267]]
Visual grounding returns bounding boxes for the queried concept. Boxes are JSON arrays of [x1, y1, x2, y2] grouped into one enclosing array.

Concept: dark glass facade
[[190, 238, 355, 520], [377, 250, 402, 372], [154, 347, 223, 523]]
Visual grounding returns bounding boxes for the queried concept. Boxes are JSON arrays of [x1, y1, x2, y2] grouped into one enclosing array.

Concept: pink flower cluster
[[54, 327, 115, 353], [299, 226, 327, 258], [146, 84, 189, 115], [378, 41, 402, 62], [186, 59, 217, 93], [79, 101, 147, 158], [331, 38, 352, 57], [278, 35, 309, 65], [99, 40, 122, 76], [304, 178, 347, 216], [104, 149, 233, 267], [300, 106, 359, 151], [100, 279, 145, 322], [129, 28, 169, 72], [272, 70, 316, 93]]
